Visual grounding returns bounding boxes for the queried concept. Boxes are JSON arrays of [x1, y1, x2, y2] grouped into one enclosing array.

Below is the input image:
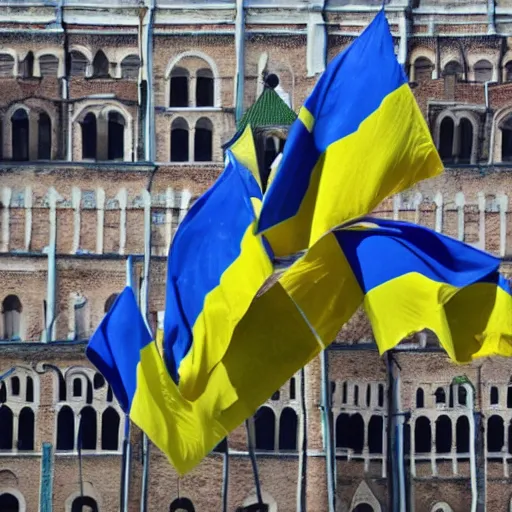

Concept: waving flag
[[283, 218, 512, 362], [257, 10, 443, 257]]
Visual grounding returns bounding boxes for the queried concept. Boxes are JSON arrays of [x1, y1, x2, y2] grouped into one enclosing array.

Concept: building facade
[[1, 0, 512, 511]]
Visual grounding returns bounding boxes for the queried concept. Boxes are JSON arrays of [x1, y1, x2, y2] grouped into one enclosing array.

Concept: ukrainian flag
[[284, 217, 512, 363], [257, 10, 443, 257], [162, 145, 273, 402]]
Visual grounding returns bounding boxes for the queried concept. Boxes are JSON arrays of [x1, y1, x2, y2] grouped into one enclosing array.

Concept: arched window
[[11, 377, 20, 396], [500, 116, 512, 162], [93, 373, 104, 390], [104, 293, 119, 313], [0, 406, 13, 449], [38, 112, 51, 160], [458, 386, 468, 406], [254, 407, 275, 451], [0, 493, 19, 512], [26, 376, 34, 402], [505, 61, 512, 82], [378, 384, 384, 407], [278, 407, 297, 451], [508, 386, 512, 408], [57, 405, 74, 450], [102, 407, 120, 450], [348, 413, 364, 453], [92, 50, 109, 78], [342, 382, 348, 404], [39, 54, 59, 77], [79, 406, 97, 450], [120, 54, 140, 80], [21, 51, 34, 78], [70, 50, 88, 76], [170, 497, 195, 512], [368, 415, 384, 454], [18, 407, 34, 450], [487, 415, 504, 453], [289, 378, 296, 400], [0, 54, 15, 77], [73, 378, 82, 397], [170, 67, 189, 107], [2, 295, 22, 340], [439, 118, 454, 163], [414, 57, 433, 82], [443, 61, 463, 80], [416, 388, 425, 408], [474, 59, 493, 83], [435, 387, 446, 405], [170, 118, 189, 162], [194, 117, 213, 162], [335, 413, 349, 451], [0, 382, 5, 403], [81, 113, 97, 160], [435, 415, 452, 453], [107, 112, 125, 161], [490, 386, 499, 405], [366, 384, 371, 407], [415, 416, 431, 453], [11, 109, 29, 162], [196, 68, 214, 107], [459, 118, 473, 164], [71, 496, 99, 512], [354, 385, 359, 406], [456, 416, 470, 454]]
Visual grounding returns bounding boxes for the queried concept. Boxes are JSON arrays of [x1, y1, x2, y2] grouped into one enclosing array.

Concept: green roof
[[238, 86, 297, 131]]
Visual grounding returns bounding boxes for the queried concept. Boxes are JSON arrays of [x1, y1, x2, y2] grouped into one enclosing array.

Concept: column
[[25, 186, 32, 251], [96, 188, 105, 254], [1, 187, 12, 252], [71, 187, 81, 254], [117, 188, 127, 255]]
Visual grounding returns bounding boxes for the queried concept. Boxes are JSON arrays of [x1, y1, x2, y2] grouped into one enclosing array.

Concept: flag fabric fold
[[257, 10, 443, 257]]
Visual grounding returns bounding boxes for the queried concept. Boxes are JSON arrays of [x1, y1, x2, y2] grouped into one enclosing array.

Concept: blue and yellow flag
[[284, 217, 512, 362], [163, 146, 273, 401], [257, 10, 443, 257]]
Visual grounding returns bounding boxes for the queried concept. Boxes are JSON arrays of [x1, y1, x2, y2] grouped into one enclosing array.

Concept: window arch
[[120, 55, 140, 80], [0, 405, 13, 449], [92, 50, 109, 78], [459, 118, 473, 164], [2, 295, 22, 340], [20, 51, 34, 78], [70, 50, 89, 76], [474, 59, 493, 83], [415, 416, 431, 453], [104, 293, 119, 313], [435, 387, 446, 405], [0, 54, 15, 77], [101, 407, 120, 450], [456, 416, 470, 454], [194, 117, 213, 162], [414, 57, 433, 82], [170, 67, 189, 107], [170, 118, 189, 162], [348, 413, 364, 453], [505, 61, 512, 82], [278, 407, 297, 451], [500, 115, 512, 162], [368, 415, 384, 454], [196, 68, 214, 107], [170, 497, 195, 512], [107, 112, 125, 161], [438, 118, 454, 163], [81, 113, 97, 160], [38, 112, 51, 160], [416, 388, 425, 408], [57, 405, 74, 450], [71, 496, 98, 512], [18, 407, 34, 451], [0, 493, 19, 512], [435, 415, 452, 453], [79, 406, 97, 450], [487, 415, 504, 453], [443, 61, 463, 80], [11, 110, 29, 162], [336, 413, 350, 450], [39, 54, 59, 77], [254, 406, 275, 451]]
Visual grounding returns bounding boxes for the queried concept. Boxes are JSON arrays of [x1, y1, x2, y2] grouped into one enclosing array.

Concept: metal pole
[[245, 419, 263, 505], [234, 0, 245, 124], [297, 367, 307, 512], [222, 440, 229, 512], [320, 351, 336, 512]]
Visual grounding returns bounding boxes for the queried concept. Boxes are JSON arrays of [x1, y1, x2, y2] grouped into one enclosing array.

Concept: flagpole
[[245, 419, 264, 505], [120, 256, 134, 512]]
